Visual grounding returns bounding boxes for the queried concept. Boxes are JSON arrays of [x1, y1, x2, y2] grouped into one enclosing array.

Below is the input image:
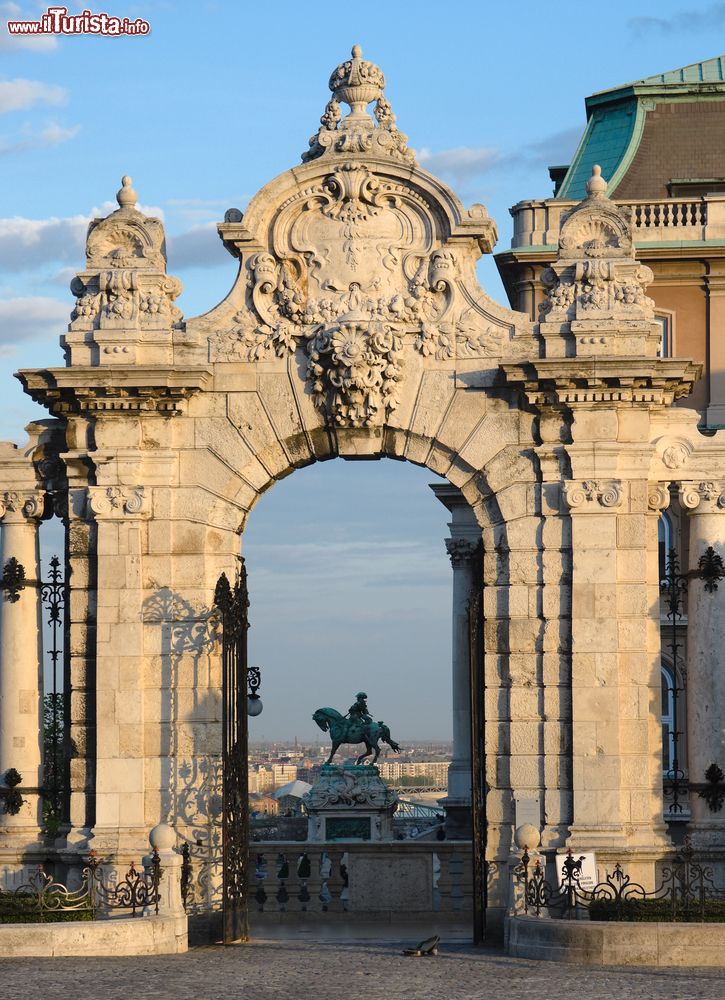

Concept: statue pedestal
[[303, 764, 398, 842]]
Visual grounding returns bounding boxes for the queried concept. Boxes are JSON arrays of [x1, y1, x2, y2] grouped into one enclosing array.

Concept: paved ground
[[2, 936, 723, 1000]]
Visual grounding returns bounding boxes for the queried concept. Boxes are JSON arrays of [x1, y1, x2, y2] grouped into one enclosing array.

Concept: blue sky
[[2, 0, 718, 738]]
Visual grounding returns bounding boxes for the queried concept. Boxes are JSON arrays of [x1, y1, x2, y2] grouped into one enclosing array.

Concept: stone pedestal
[[303, 764, 398, 842]]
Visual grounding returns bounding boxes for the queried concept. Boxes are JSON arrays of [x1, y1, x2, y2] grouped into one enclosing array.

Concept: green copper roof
[[557, 103, 638, 200], [613, 55, 725, 89], [556, 55, 725, 200]]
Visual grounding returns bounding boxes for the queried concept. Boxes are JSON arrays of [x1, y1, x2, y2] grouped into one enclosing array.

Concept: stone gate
[[1, 46, 723, 923]]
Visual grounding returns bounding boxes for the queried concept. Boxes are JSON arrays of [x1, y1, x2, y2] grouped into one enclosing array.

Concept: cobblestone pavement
[[2, 938, 724, 1000]]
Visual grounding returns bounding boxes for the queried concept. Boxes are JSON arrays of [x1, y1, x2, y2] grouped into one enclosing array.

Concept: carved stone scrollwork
[[679, 481, 725, 513], [67, 176, 183, 365], [445, 537, 478, 567], [563, 479, 624, 510], [87, 486, 148, 519], [538, 166, 658, 358], [208, 46, 537, 422], [647, 484, 671, 512], [0, 489, 45, 521], [208, 156, 529, 425]]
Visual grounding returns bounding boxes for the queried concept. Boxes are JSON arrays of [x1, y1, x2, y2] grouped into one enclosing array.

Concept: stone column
[[705, 266, 725, 428], [431, 485, 480, 837], [0, 489, 45, 846], [680, 481, 725, 845]]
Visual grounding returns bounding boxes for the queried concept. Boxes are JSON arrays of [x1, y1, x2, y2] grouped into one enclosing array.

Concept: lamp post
[[248, 666, 263, 718]]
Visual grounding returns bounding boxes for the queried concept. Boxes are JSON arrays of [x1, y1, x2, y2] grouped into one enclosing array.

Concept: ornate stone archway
[[3, 45, 721, 928]]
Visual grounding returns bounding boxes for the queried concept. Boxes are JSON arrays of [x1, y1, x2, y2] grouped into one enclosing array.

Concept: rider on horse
[[347, 692, 373, 729]]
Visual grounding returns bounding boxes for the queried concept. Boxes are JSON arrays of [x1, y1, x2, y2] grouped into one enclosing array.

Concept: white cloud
[[0, 202, 231, 278], [90, 198, 165, 220], [0, 119, 80, 155], [0, 78, 66, 114], [629, 2, 725, 34], [39, 121, 78, 145], [0, 4, 58, 51], [418, 145, 502, 184], [166, 197, 247, 226], [526, 126, 582, 166], [168, 222, 228, 270], [0, 214, 88, 270], [0, 295, 67, 351]]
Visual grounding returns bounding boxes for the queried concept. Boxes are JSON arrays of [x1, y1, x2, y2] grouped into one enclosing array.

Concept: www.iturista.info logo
[[7, 6, 150, 36]]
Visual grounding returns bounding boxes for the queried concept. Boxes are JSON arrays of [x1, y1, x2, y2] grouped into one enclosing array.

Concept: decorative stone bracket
[[87, 486, 148, 519], [563, 479, 624, 510]]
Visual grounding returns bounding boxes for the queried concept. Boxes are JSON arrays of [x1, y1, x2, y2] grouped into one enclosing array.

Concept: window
[[655, 314, 672, 358], [661, 664, 676, 771], [658, 510, 673, 583]]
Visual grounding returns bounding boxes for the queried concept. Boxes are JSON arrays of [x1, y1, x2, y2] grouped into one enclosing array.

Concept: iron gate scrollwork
[[214, 560, 250, 944]]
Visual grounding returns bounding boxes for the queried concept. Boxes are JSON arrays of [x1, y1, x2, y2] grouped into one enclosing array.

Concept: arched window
[[658, 510, 673, 582], [661, 663, 676, 772]]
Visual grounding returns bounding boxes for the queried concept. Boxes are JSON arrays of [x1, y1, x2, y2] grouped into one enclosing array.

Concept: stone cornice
[[16, 366, 213, 418], [500, 357, 701, 408]]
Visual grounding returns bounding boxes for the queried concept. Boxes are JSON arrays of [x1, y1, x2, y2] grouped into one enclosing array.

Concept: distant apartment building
[[272, 764, 298, 787], [249, 767, 274, 794], [378, 761, 450, 785], [249, 763, 299, 792]]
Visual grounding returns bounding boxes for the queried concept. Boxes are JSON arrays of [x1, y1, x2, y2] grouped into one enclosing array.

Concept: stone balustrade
[[246, 840, 474, 918], [509, 193, 725, 248]]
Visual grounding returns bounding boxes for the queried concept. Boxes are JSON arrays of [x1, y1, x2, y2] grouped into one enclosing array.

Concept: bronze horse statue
[[313, 708, 401, 765]]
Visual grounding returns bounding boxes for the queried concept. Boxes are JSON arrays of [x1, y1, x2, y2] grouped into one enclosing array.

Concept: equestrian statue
[[313, 691, 401, 765]]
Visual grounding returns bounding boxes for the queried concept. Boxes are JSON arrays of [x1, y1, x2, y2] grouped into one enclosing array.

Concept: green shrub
[[589, 897, 725, 923], [0, 893, 93, 923]]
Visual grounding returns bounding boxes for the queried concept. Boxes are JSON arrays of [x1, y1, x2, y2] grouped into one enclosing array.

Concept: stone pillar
[[680, 481, 725, 845], [431, 485, 479, 837], [565, 477, 669, 859], [86, 484, 149, 853], [0, 489, 45, 846]]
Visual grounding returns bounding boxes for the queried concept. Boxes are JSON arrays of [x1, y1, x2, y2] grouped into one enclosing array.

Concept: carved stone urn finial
[[116, 174, 138, 211], [303, 45, 412, 163], [328, 44, 386, 120], [586, 164, 608, 199]]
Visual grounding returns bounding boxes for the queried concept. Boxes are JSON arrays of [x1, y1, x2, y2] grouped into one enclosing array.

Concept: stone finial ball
[[149, 822, 176, 851], [352, 44, 362, 58], [514, 823, 541, 850], [586, 164, 608, 197], [116, 174, 138, 209]]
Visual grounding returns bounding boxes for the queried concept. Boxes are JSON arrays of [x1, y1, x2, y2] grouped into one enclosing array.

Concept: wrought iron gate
[[214, 561, 250, 944], [468, 543, 487, 944]]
